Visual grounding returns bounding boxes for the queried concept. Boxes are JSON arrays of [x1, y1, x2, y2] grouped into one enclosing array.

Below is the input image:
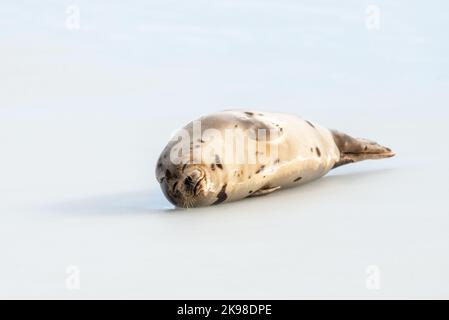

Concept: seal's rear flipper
[[331, 130, 395, 169]]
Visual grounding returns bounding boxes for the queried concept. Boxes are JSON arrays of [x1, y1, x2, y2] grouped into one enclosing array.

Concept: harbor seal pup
[[156, 110, 395, 208]]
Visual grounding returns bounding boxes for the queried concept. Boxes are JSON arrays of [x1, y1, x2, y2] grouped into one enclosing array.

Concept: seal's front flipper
[[331, 130, 395, 169], [250, 186, 281, 197]]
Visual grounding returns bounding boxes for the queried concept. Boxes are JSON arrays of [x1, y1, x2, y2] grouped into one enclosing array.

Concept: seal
[[156, 110, 395, 208]]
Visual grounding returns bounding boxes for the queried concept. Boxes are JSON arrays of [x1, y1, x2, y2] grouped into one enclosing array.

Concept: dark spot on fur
[[255, 165, 265, 174], [165, 170, 172, 179], [293, 177, 302, 182], [213, 184, 228, 205], [198, 139, 205, 143], [244, 112, 254, 116], [274, 159, 280, 165], [386, 147, 391, 152], [316, 147, 321, 157], [310, 148, 313, 152], [216, 163, 223, 170], [248, 175, 251, 179], [172, 181, 178, 191], [364, 146, 368, 151], [235, 124, 238, 128], [280, 128, 283, 132], [305, 120, 315, 128], [211, 164, 216, 171], [249, 190, 253, 194], [182, 164, 187, 171]]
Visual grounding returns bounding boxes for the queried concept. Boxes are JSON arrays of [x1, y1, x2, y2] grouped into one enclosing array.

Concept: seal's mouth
[[176, 181, 203, 209]]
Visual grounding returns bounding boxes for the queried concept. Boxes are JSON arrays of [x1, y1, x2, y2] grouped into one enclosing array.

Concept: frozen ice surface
[[0, 1, 448, 299]]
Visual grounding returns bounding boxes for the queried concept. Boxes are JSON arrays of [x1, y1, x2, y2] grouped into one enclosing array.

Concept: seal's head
[[156, 151, 221, 208]]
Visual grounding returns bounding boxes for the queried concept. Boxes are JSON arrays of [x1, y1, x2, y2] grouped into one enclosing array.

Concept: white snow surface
[[1, 1, 448, 299]]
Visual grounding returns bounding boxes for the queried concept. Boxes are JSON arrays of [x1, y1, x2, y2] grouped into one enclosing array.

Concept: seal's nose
[[182, 168, 204, 195]]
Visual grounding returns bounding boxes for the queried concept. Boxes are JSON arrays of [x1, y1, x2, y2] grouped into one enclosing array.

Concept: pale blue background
[[0, 0, 448, 298]]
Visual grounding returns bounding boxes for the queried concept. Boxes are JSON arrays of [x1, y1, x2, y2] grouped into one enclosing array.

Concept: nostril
[[184, 176, 193, 187]]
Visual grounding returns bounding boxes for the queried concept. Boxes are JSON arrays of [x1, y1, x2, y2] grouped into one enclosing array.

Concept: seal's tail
[[331, 130, 395, 169]]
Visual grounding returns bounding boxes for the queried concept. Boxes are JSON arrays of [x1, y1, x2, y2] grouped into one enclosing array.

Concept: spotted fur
[[156, 110, 395, 208]]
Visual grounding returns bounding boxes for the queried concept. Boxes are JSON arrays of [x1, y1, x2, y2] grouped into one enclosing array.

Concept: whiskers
[[166, 167, 206, 208], [181, 196, 196, 209]]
